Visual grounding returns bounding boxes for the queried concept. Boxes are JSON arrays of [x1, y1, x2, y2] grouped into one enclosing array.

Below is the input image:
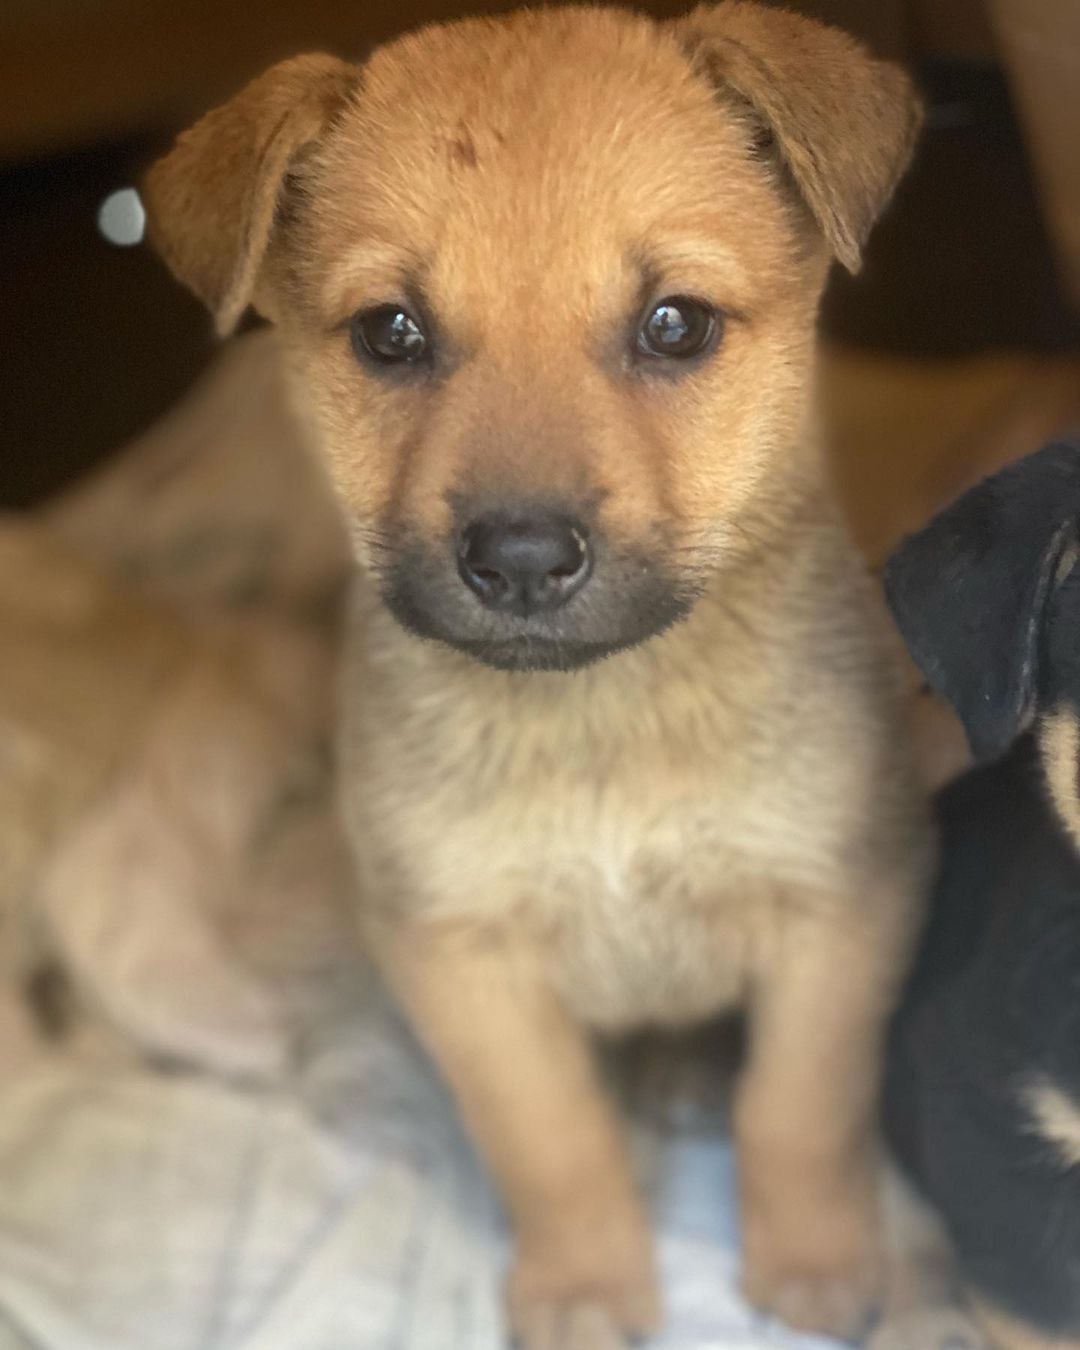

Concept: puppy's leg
[[869, 1161, 987, 1350], [735, 896, 908, 1340], [369, 921, 659, 1350]]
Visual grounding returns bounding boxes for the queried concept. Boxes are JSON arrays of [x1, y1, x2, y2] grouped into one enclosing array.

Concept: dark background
[[3, 0, 1078, 510]]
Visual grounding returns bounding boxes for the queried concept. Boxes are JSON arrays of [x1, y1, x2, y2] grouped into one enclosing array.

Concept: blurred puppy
[[1, 334, 356, 1077], [145, 6, 931, 1344], [878, 439, 1080, 1350]]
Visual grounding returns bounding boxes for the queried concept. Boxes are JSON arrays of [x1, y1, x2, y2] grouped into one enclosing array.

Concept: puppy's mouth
[[431, 631, 663, 674], [429, 631, 666, 675], [380, 538, 696, 673]]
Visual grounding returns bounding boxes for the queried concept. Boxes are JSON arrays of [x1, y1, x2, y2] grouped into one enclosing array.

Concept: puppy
[[145, 6, 932, 1343], [1, 341, 356, 1075], [0, 522, 183, 952], [880, 438, 1080, 1350]]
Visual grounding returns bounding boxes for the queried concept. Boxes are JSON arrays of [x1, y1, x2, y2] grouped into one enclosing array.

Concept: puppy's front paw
[[509, 1296, 650, 1350], [507, 1227, 660, 1350], [742, 1268, 878, 1341], [868, 1308, 989, 1350], [740, 1204, 881, 1339]]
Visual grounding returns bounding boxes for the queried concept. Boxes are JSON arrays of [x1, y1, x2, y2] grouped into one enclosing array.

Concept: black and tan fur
[[880, 439, 1080, 1350]]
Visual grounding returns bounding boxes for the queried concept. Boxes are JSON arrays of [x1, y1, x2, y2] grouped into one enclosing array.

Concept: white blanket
[[0, 975, 839, 1350]]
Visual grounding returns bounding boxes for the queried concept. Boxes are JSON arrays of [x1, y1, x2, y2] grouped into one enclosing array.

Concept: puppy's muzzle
[[382, 504, 693, 673], [457, 511, 592, 617]]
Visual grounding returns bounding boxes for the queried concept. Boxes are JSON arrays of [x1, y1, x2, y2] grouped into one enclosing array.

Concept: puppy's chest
[[523, 792, 759, 1028], [366, 698, 787, 1028]]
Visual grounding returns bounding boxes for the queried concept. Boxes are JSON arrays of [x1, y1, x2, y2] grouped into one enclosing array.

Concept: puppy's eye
[[351, 305, 428, 365], [637, 296, 719, 360]]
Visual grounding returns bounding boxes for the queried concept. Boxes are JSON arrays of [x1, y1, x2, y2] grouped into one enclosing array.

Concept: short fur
[[882, 437, 1080, 1349], [1, 333, 356, 1078], [145, 6, 930, 1345]]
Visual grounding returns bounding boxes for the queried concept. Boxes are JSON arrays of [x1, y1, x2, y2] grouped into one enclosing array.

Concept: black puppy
[[882, 437, 1080, 1350]]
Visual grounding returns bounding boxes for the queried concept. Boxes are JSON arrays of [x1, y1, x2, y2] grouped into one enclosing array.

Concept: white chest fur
[[341, 587, 884, 1031]]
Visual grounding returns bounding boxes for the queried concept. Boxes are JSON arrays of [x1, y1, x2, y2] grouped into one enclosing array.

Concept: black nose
[[457, 512, 592, 615]]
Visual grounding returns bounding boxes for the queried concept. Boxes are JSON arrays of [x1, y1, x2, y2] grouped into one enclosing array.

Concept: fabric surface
[[0, 975, 840, 1350]]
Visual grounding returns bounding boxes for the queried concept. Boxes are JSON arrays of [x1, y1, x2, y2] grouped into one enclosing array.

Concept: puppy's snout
[[457, 512, 592, 616]]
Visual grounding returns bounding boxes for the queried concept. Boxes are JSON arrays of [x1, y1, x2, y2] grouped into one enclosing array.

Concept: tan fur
[[1, 336, 357, 1074], [675, 2, 923, 273], [145, 7, 931, 1344], [1022, 1076, 1080, 1171], [372, 921, 659, 1340], [0, 524, 183, 922], [144, 54, 357, 335], [1039, 706, 1080, 850]]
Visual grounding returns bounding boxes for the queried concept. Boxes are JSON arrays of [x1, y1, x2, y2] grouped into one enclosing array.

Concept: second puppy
[[881, 439, 1080, 1350]]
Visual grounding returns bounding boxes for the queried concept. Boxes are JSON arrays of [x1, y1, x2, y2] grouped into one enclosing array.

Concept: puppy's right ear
[[143, 54, 356, 336], [671, 2, 922, 273], [884, 443, 1080, 762]]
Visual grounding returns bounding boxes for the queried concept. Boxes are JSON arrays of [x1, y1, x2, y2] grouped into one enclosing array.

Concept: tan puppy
[[0, 523, 183, 946], [1, 336, 356, 1076], [145, 5, 932, 1344]]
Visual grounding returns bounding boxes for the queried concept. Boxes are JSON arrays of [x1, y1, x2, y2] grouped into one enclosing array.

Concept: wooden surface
[[824, 344, 1080, 564], [990, 0, 1080, 305]]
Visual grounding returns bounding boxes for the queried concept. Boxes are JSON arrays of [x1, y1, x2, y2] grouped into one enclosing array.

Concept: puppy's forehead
[[311, 9, 787, 311]]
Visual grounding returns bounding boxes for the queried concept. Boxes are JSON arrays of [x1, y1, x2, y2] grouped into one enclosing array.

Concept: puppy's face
[[147, 6, 920, 671], [290, 14, 822, 671]]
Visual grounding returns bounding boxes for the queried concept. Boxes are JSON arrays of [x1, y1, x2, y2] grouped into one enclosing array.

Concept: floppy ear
[[883, 442, 1080, 763], [143, 54, 357, 335], [671, 2, 922, 273]]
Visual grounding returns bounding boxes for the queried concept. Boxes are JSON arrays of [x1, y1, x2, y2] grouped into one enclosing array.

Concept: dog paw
[[738, 1153, 882, 1339], [742, 1269, 877, 1341], [868, 1308, 989, 1350], [510, 1296, 652, 1350], [740, 1228, 881, 1339], [507, 1246, 660, 1350]]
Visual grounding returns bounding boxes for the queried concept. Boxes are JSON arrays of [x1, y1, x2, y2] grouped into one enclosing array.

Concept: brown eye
[[351, 305, 428, 365], [637, 296, 719, 360]]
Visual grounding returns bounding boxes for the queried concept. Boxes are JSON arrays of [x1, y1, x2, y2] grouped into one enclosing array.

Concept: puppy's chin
[[381, 547, 696, 674], [432, 634, 630, 673]]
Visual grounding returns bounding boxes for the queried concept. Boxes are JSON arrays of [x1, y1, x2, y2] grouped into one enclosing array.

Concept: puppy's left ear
[[884, 442, 1080, 763], [671, 2, 922, 272]]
